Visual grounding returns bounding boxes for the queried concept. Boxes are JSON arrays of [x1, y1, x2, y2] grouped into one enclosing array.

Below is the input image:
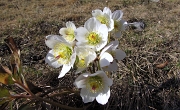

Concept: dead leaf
[[156, 61, 168, 69]]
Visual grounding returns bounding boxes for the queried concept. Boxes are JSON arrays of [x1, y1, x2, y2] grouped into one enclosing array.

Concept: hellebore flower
[[112, 10, 128, 38], [92, 7, 114, 31], [99, 43, 114, 68], [59, 21, 76, 44], [74, 71, 113, 105], [100, 40, 126, 71], [74, 46, 96, 74], [75, 17, 108, 51], [45, 35, 76, 78]]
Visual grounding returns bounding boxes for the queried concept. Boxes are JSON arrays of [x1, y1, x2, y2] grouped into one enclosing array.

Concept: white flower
[[74, 71, 113, 105], [92, 7, 114, 31], [75, 17, 108, 51], [106, 40, 126, 60], [45, 35, 76, 78], [100, 40, 126, 71], [75, 46, 97, 74], [99, 43, 114, 68], [112, 10, 128, 38], [59, 21, 76, 44]]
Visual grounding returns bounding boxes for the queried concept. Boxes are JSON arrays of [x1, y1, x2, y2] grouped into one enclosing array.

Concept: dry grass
[[0, 0, 180, 110]]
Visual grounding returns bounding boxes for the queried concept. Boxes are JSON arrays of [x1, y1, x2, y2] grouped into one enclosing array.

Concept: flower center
[[97, 15, 108, 25], [87, 75, 103, 93], [64, 28, 75, 42], [53, 43, 72, 64], [87, 32, 101, 45], [77, 58, 85, 68], [114, 21, 119, 31]]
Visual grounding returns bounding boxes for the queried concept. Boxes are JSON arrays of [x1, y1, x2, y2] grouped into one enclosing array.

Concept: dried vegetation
[[0, 0, 180, 109]]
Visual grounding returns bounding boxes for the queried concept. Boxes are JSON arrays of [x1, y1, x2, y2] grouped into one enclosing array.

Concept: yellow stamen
[[87, 76, 103, 93], [87, 32, 101, 45]]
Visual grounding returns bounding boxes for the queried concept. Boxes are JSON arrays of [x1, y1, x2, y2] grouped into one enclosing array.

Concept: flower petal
[[100, 52, 113, 67], [74, 73, 87, 88], [98, 24, 108, 40], [46, 35, 67, 43], [114, 31, 122, 38], [70, 52, 76, 67], [45, 35, 63, 48], [85, 17, 101, 32], [66, 21, 76, 30], [103, 7, 112, 17], [107, 18, 114, 31], [58, 64, 71, 78], [115, 49, 126, 60], [96, 88, 110, 105], [120, 19, 128, 31], [80, 88, 96, 103], [45, 50, 62, 68], [103, 60, 118, 72], [92, 9, 103, 17], [112, 10, 123, 21], [59, 28, 67, 36], [100, 44, 113, 57], [75, 27, 88, 42]]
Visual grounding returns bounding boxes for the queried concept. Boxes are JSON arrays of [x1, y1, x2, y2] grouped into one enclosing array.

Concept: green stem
[[108, 32, 111, 44]]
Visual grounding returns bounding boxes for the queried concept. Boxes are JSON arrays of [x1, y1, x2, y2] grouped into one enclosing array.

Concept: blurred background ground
[[0, 0, 180, 110]]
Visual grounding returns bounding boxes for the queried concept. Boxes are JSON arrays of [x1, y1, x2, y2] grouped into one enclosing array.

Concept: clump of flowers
[[45, 7, 127, 105]]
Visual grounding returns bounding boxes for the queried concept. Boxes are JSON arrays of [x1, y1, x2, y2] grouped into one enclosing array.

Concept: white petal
[[45, 35, 62, 48], [46, 35, 66, 43], [104, 60, 118, 72], [80, 88, 96, 103], [58, 64, 71, 78], [92, 9, 103, 17], [100, 44, 113, 57], [74, 74, 87, 88], [45, 50, 62, 68], [103, 7, 112, 17], [112, 10, 123, 21], [115, 49, 126, 60], [95, 71, 113, 86], [59, 28, 67, 36], [94, 40, 107, 51], [75, 27, 88, 42], [96, 88, 110, 105], [45, 39, 59, 49], [85, 17, 100, 32], [114, 31, 122, 38], [86, 54, 96, 65], [108, 19, 114, 31], [100, 52, 113, 67], [120, 19, 128, 31], [66, 21, 76, 30], [70, 52, 76, 67], [98, 24, 108, 40], [111, 40, 119, 50]]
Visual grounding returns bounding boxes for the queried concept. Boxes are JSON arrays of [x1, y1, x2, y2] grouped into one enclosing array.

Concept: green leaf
[[0, 86, 10, 98]]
